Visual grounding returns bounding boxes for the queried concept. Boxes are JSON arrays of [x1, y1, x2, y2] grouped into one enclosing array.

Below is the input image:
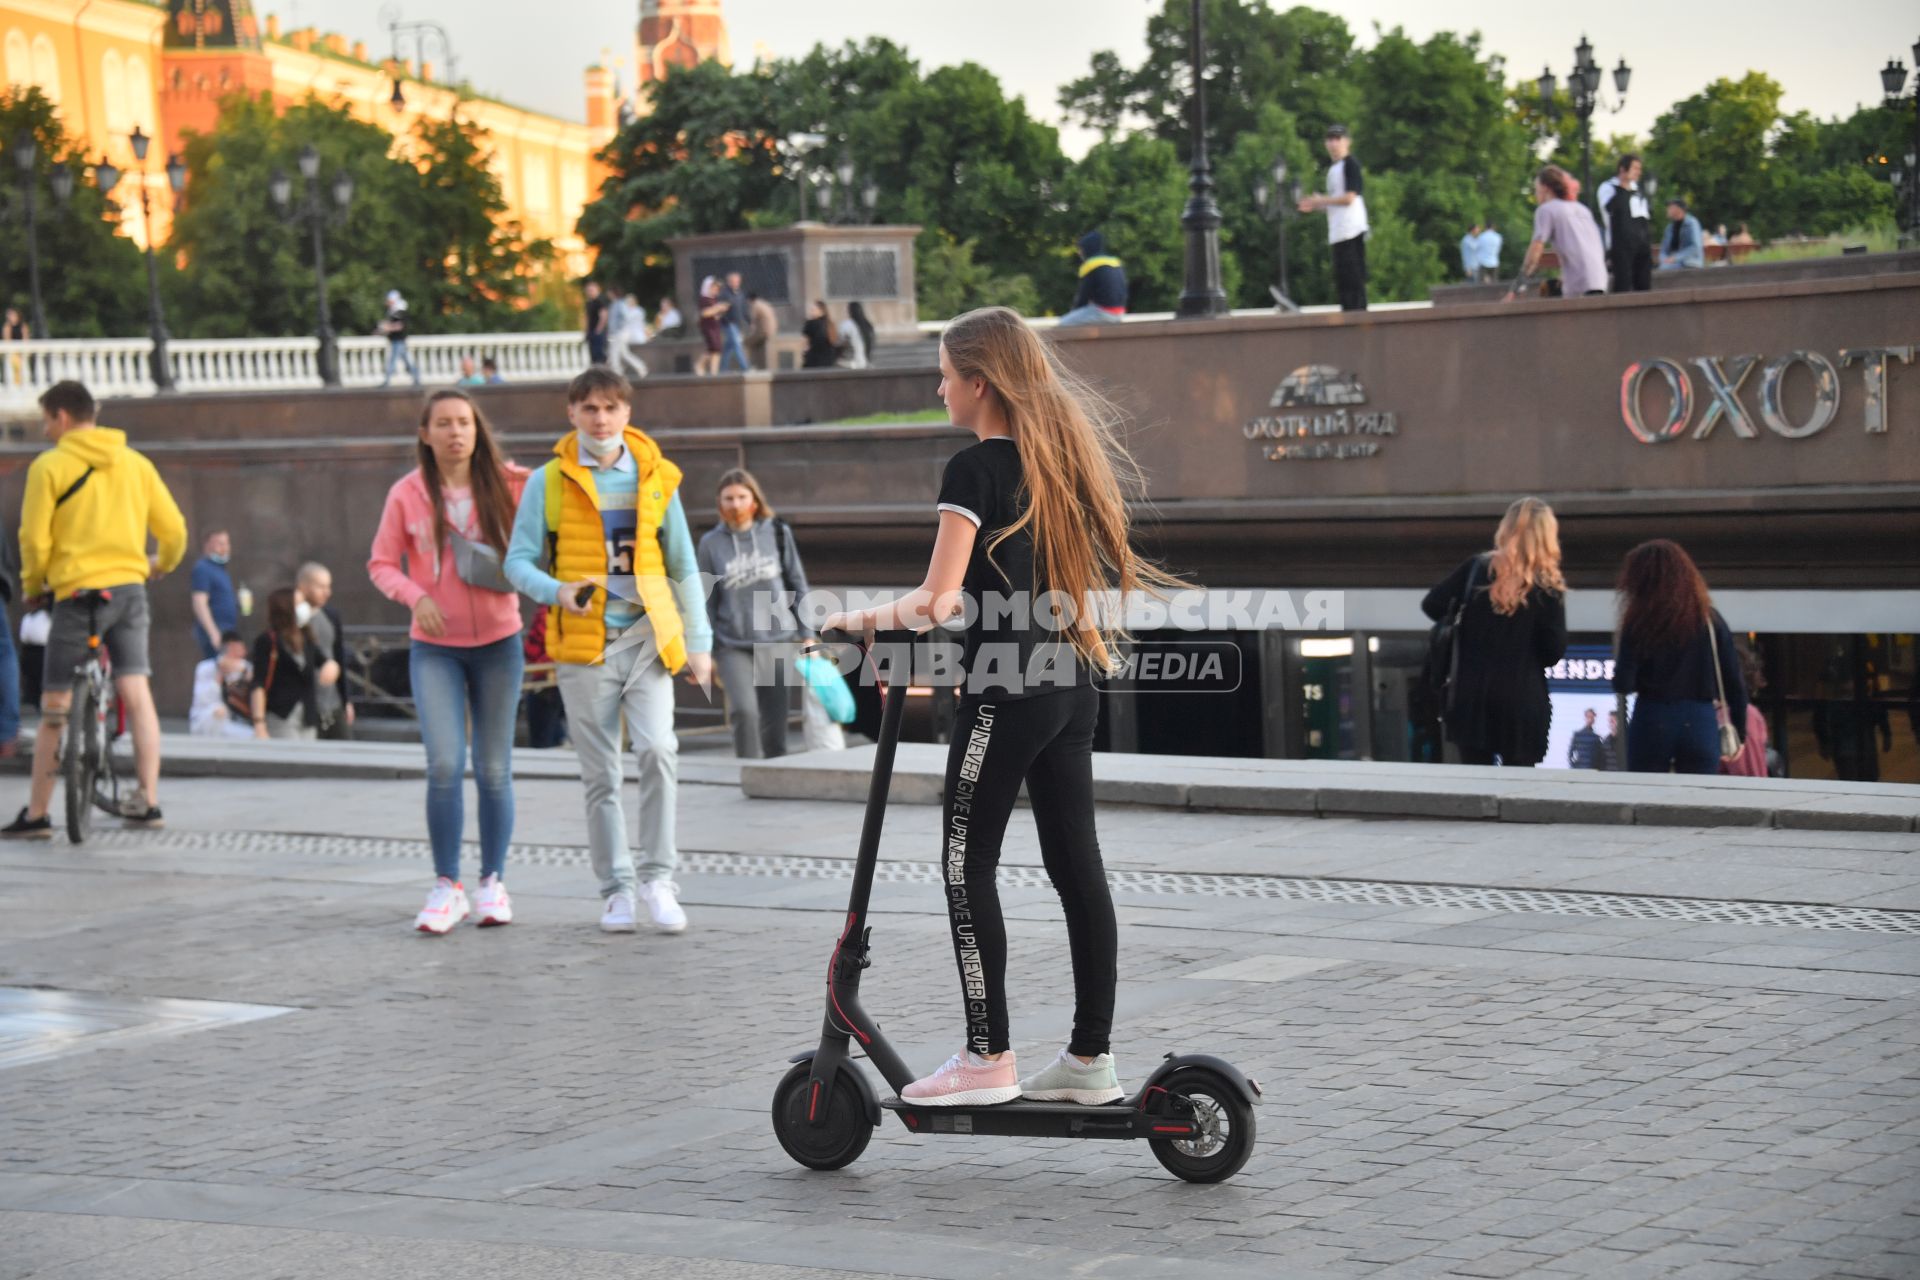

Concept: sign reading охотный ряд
[[1242, 365, 1399, 461]]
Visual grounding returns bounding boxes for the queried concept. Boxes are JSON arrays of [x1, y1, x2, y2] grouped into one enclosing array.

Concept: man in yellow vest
[[505, 367, 713, 933]]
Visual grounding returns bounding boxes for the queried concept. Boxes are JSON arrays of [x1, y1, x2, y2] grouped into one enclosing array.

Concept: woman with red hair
[[1612, 540, 1748, 774]]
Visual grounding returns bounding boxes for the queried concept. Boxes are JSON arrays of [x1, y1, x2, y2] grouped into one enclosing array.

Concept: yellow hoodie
[[19, 426, 188, 601]]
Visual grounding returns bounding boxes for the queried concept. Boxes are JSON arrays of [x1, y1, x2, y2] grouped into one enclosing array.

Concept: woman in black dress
[[801, 300, 839, 369], [1421, 497, 1569, 765]]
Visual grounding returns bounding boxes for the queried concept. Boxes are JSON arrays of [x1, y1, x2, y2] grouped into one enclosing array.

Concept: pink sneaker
[[901, 1051, 1021, 1107]]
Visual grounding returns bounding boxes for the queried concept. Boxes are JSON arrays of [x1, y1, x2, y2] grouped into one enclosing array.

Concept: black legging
[[942, 684, 1115, 1058]]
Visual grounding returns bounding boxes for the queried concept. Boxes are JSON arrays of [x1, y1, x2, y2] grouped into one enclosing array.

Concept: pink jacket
[[368, 465, 530, 648]]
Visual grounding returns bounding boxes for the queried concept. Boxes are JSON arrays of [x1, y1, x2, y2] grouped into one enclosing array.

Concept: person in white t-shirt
[[1298, 123, 1370, 311], [189, 631, 256, 740]]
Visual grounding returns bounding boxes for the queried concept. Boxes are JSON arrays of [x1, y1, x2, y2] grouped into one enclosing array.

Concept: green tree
[[168, 94, 557, 339], [577, 59, 784, 303], [1216, 102, 1322, 305], [1355, 28, 1536, 282], [0, 87, 146, 337], [1644, 72, 1782, 230], [1060, 1, 1359, 161], [915, 229, 1040, 320]]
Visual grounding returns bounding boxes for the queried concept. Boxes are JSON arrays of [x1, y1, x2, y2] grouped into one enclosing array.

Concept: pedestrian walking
[[801, 301, 838, 369], [1298, 124, 1369, 311], [823, 305, 1190, 1108], [296, 562, 354, 739], [1419, 497, 1570, 767], [1611, 539, 1747, 775], [379, 290, 422, 387], [249, 587, 335, 742], [1459, 220, 1503, 284], [0, 525, 19, 757], [695, 278, 726, 376], [837, 300, 874, 369], [745, 292, 780, 371], [503, 367, 713, 935], [697, 468, 811, 759], [368, 389, 531, 933], [3, 306, 28, 387], [1512, 166, 1608, 300], [610, 289, 650, 380], [1720, 639, 1771, 778], [188, 529, 238, 661], [583, 281, 611, 366], [720, 271, 751, 372]]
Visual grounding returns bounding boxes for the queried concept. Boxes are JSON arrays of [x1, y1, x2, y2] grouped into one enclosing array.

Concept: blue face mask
[[206, 552, 229, 565]]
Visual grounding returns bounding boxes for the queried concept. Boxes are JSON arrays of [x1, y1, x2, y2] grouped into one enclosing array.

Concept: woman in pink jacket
[[369, 390, 530, 934]]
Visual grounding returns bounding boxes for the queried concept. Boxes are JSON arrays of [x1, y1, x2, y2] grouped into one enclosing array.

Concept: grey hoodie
[[696, 517, 810, 651]]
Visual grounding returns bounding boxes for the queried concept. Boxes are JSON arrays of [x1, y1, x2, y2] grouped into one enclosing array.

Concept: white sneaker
[[473, 875, 512, 927], [636, 880, 687, 933], [415, 878, 470, 934], [600, 892, 637, 933]]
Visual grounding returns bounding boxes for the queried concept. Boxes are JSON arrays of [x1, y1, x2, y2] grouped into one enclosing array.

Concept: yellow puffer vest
[[543, 427, 687, 672]]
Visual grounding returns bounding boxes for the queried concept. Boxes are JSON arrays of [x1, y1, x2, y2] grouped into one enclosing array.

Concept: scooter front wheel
[[772, 1061, 873, 1171], [1148, 1067, 1257, 1183]]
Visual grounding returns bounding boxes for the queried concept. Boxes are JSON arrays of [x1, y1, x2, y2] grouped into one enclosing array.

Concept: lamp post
[[818, 155, 881, 225], [1879, 41, 1920, 237], [10, 130, 74, 338], [117, 126, 184, 393], [1176, 0, 1228, 318], [1537, 36, 1631, 219], [271, 144, 355, 387], [384, 14, 458, 113], [1253, 155, 1299, 312]]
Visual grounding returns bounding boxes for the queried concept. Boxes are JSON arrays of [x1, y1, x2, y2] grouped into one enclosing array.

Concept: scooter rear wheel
[[772, 1061, 873, 1171], [1148, 1067, 1256, 1183]]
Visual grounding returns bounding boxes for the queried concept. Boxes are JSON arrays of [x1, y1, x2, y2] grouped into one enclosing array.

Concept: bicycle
[[59, 589, 128, 843]]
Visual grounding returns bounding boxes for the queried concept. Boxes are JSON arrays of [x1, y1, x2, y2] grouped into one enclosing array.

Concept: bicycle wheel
[[64, 673, 98, 843]]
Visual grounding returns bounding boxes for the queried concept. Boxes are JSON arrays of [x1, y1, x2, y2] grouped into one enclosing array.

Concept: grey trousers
[[716, 644, 792, 759], [555, 618, 679, 897]]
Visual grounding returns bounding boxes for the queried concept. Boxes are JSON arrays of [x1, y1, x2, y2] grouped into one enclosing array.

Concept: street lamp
[[385, 16, 458, 113], [1878, 42, 1920, 237], [1176, 0, 1228, 318], [1252, 154, 1299, 312], [272, 143, 355, 387], [1538, 35, 1631, 219], [126, 125, 180, 393], [8, 130, 63, 339]]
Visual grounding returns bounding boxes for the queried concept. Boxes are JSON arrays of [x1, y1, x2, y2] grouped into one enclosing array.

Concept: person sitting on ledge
[[1058, 230, 1128, 326], [1659, 200, 1705, 270]]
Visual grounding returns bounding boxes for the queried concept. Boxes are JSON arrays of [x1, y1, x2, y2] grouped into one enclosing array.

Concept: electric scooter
[[771, 631, 1261, 1183]]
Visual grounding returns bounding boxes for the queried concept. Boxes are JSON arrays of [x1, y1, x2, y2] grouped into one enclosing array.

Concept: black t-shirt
[[584, 294, 609, 336], [935, 437, 1088, 700]]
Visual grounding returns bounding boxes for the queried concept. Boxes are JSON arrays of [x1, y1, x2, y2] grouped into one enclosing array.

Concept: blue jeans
[[721, 322, 749, 372], [410, 634, 524, 881], [0, 606, 18, 744], [384, 338, 421, 386], [1626, 697, 1719, 775], [1057, 305, 1123, 326]]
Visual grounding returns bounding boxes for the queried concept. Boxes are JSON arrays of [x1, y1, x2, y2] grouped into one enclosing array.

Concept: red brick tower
[[157, 0, 274, 157], [634, 0, 731, 87]]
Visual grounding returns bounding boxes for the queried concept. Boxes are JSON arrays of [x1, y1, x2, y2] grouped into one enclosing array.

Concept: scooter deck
[[880, 1095, 1197, 1141]]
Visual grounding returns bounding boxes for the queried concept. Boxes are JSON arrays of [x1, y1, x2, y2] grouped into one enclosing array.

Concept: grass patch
[[816, 408, 953, 427], [1744, 224, 1902, 264]]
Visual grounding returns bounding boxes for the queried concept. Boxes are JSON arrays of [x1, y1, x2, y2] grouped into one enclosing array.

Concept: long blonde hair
[[1488, 496, 1567, 615], [939, 306, 1186, 671]]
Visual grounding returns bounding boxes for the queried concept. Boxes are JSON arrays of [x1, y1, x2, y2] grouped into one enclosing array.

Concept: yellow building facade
[[0, 0, 732, 273]]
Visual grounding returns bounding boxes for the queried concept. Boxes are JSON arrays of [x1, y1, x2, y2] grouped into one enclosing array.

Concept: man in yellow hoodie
[[4, 381, 187, 838]]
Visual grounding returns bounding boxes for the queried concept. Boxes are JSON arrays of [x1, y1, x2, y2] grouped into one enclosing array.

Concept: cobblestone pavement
[[2, 774, 1918, 1279]]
